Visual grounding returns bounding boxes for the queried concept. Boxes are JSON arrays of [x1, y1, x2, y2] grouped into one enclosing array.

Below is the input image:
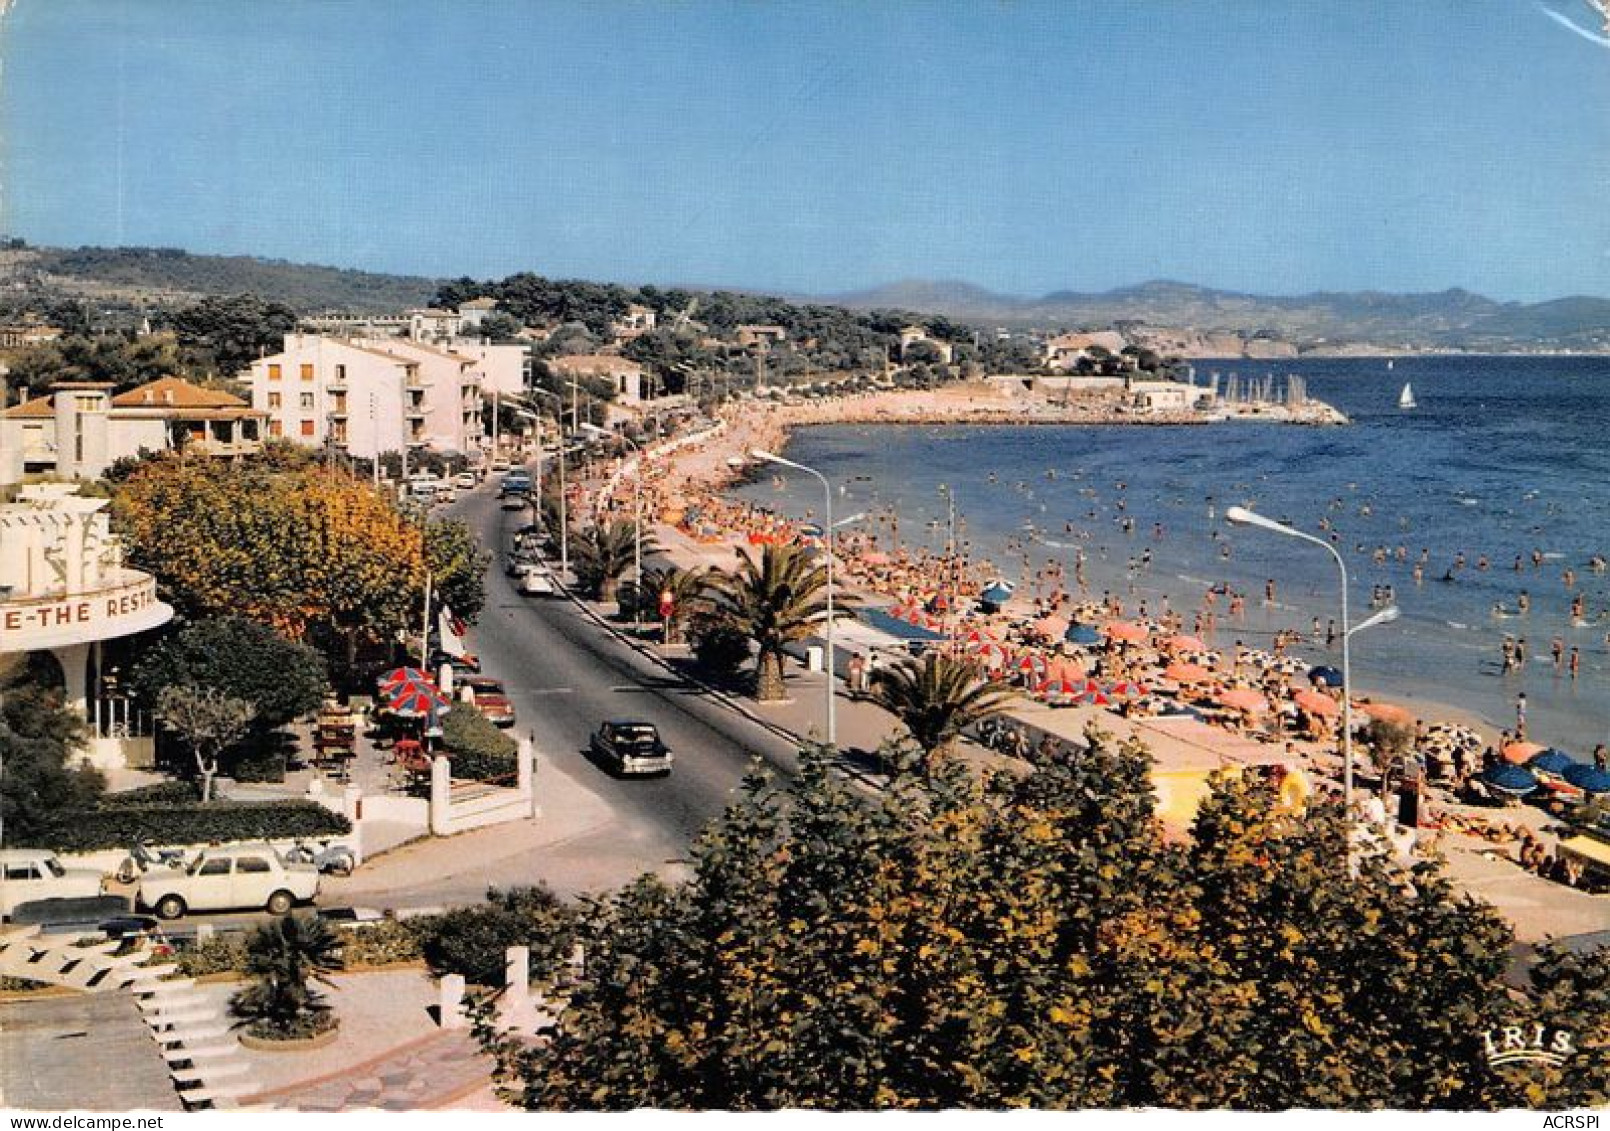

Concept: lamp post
[[751, 448, 836, 747], [581, 423, 643, 631], [1226, 506, 1372, 810]]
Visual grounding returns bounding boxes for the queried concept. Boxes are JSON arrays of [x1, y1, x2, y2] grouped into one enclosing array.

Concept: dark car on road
[[589, 721, 674, 777]]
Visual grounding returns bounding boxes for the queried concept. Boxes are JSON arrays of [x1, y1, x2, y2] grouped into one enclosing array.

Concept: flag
[[438, 606, 467, 657]]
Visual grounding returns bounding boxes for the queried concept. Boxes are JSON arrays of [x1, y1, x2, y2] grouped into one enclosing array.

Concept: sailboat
[[1386, 359, 1395, 371], [1398, 383, 1417, 410]]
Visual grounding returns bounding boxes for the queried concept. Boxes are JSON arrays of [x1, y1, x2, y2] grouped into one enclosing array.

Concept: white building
[[1044, 331, 1128, 371], [1, 377, 265, 487], [352, 338, 484, 455], [247, 335, 416, 460], [548, 354, 646, 404], [898, 325, 954, 365], [0, 484, 174, 769]]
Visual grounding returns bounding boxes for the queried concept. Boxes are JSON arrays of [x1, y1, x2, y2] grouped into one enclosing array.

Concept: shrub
[[413, 886, 575, 987], [442, 704, 518, 782], [689, 613, 751, 677], [175, 935, 248, 978], [101, 781, 202, 808], [226, 747, 287, 784], [36, 800, 350, 852], [340, 919, 426, 968]]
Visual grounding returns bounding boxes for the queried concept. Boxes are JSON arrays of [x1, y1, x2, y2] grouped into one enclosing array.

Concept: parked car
[[589, 721, 674, 777], [490, 458, 511, 472], [136, 845, 320, 920], [453, 471, 478, 490], [428, 649, 481, 674], [500, 494, 529, 512], [0, 849, 107, 919], [518, 566, 555, 597], [460, 676, 516, 727]]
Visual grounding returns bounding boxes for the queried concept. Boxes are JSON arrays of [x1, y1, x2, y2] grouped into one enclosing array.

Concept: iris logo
[[1482, 1023, 1575, 1068]]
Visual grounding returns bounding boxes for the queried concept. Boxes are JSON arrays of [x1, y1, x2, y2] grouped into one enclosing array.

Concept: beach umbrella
[[1103, 620, 1150, 643], [1045, 659, 1087, 683], [797, 522, 824, 538], [1218, 688, 1270, 714], [1162, 634, 1206, 653], [927, 593, 951, 613], [1077, 680, 1112, 707], [1481, 763, 1539, 797], [378, 667, 449, 717], [1164, 661, 1213, 684], [1293, 689, 1340, 717], [1528, 749, 1578, 776], [1034, 614, 1070, 639], [1038, 676, 1082, 701], [1502, 740, 1548, 765], [1065, 623, 1103, 646], [1017, 653, 1048, 675], [1360, 701, 1415, 728], [979, 581, 1015, 605], [1308, 665, 1345, 689], [861, 551, 891, 566], [1106, 679, 1148, 699], [1562, 764, 1610, 795]]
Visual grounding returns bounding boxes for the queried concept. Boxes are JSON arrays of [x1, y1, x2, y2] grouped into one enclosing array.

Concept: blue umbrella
[[1562, 763, 1610, 795], [1481, 763, 1539, 797], [1065, 623, 1103, 646], [1528, 749, 1578, 776], [979, 582, 1015, 605], [1308, 665, 1345, 689]]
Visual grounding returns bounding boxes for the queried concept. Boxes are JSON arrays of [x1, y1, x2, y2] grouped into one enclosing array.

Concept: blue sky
[[3, 0, 1608, 300]]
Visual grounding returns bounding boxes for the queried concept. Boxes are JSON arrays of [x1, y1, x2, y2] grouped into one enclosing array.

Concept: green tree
[[7, 333, 188, 398], [230, 914, 345, 1040], [489, 735, 1593, 1111], [711, 543, 851, 701], [868, 652, 1013, 765], [129, 617, 326, 733], [160, 293, 299, 377], [155, 684, 255, 803], [629, 565, 713, 643], [423, 517, 490, 626], [415, 885, 575, 987], [0, 658, 103, 846], [571, 520, 655, 604]]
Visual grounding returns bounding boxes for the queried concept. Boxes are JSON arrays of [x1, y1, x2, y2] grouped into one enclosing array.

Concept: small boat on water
[[1386, 359, 1395, 371], [1398, 383, 1417, 410]]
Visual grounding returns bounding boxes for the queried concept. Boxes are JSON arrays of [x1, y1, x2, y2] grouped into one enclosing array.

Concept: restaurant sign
[[0, 575, 172, 653]]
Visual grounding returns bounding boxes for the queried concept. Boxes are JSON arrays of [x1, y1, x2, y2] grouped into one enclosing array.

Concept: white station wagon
[[0, 850, 106, 919], [137, 844, 320, 920]]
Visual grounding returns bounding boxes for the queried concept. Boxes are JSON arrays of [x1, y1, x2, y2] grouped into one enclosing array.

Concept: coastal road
[[329, 480, 803, 908]]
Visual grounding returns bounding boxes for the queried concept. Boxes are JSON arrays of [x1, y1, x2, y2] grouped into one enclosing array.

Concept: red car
[[459, 676, 516, 727]]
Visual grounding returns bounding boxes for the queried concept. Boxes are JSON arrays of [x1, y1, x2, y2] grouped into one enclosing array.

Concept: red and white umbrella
[[1105, 680, 1149, 699], [1078, 679, 1112, 707], [378, 667, 450, 717]]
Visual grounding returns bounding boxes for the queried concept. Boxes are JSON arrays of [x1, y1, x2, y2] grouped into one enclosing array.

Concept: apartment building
[[247, 335, 415, 460]]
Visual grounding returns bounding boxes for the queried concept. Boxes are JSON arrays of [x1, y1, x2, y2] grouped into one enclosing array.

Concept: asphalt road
[[305, 480, 804, 909]]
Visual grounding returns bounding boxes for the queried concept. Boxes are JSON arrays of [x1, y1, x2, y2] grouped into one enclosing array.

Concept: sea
[[734, 356, 1610, 755]]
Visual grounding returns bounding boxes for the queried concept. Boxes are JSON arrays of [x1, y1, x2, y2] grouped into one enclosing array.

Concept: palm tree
[[712, 542, 853, 702], [870, 652, 1014, 765], [230, 914, 345, 1040], [572, 519, 657, 604], [635, 564, 714, 643]]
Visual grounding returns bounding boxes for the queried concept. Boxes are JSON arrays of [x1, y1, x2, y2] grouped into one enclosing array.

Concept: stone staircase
[[0, 925, 264, 1110]]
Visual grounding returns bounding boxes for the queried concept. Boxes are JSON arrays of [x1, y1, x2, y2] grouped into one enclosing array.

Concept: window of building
[[268, 420, 283, 438], [267, 392, 282, 409], [299, 392, 315, 409], [300, 419, 316, 437], [335, 364, 346, 381], [300, 363, 314, 381], [268, 364, 282, 381]]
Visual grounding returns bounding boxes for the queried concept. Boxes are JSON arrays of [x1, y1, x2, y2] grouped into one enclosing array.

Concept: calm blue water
[[736, 356, 1610, 754]]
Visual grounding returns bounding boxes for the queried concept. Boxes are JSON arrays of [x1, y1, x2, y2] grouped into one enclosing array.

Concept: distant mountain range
[[825, 279, 1610, 353], [4, 244, 1607, 353]]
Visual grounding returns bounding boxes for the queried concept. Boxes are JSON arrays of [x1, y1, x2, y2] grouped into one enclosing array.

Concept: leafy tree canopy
[[128, 616, 327, 731], [492, 737, 1606, 1112], [0, 659, 103, 845]]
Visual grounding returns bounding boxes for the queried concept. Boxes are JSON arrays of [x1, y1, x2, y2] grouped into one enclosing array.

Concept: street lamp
[[581, 423, 644, 631], [750, 448, 837, 747], [1225, 505, 1397, 812]]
